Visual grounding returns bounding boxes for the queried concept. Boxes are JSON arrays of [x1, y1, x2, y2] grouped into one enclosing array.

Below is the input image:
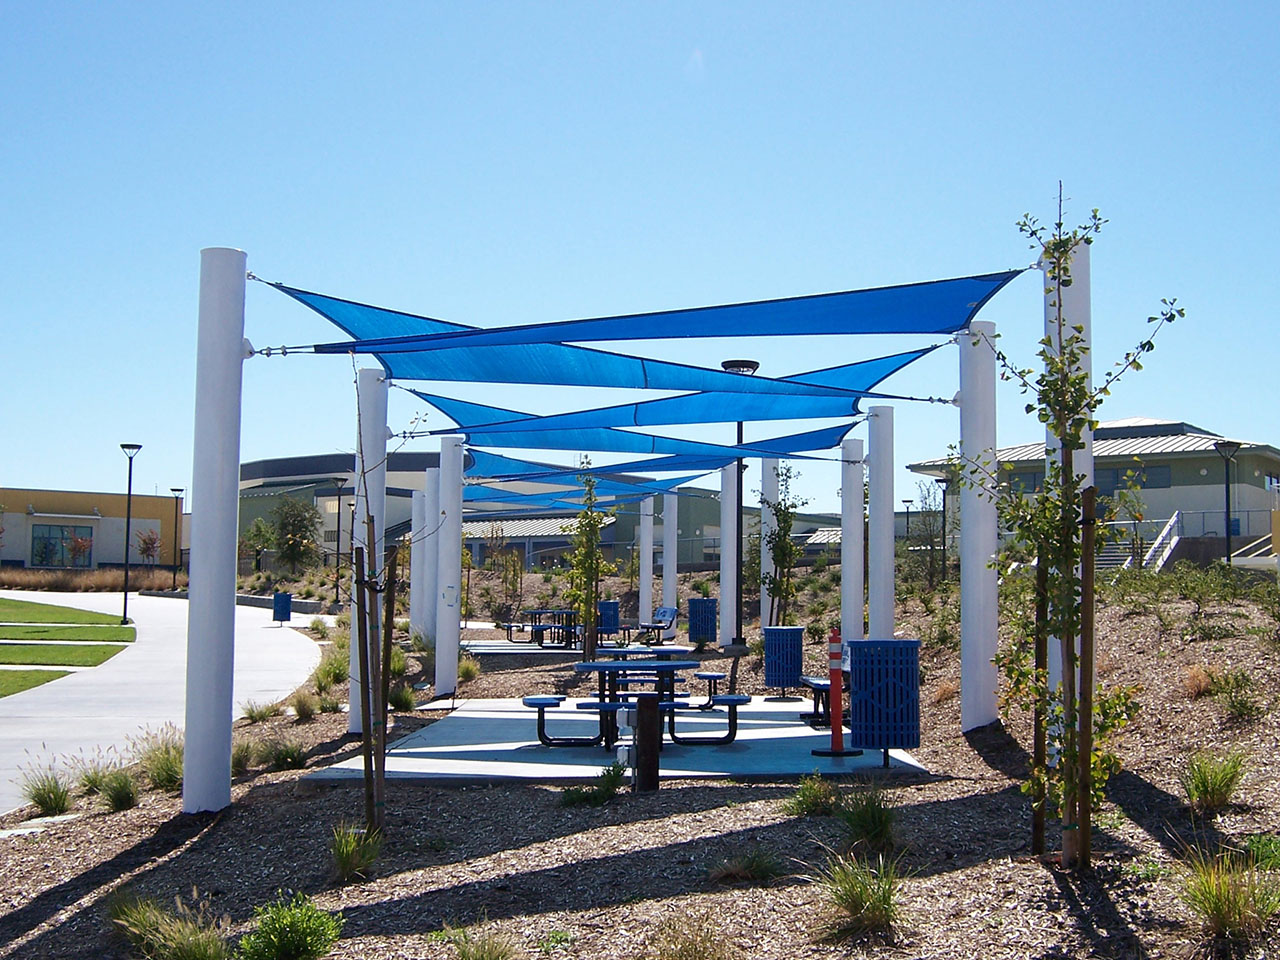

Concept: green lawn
[[0, 669, 70, 697], [0, 597, 120, 625], [0, 624, 135, 642], [0, 643, 127, 667]]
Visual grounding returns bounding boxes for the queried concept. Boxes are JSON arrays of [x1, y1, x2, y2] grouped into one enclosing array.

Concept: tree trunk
[[1078, 486, 1098, 869], [353, 547, 376, 832], [1032, 545, 1048, 856]]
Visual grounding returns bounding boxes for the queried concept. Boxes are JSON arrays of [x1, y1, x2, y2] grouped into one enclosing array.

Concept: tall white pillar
[[349, 367, 388, 734], [867, 406, 894, 639], [1045, 243, 1093, 692], [760, 458, 779, 627], [434, 436, 464, 697], [422, 465, 440, 642], [960, 320, 999, 731], [661, 493, 678, 640], [638, 496, 654, 625], [409, 491, 426, 638], [183, 247, 248, 814], [840, 438, 865, 642], [718, 465, 738, 647]]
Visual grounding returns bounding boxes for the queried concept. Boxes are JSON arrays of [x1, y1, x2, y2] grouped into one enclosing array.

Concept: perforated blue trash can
[[763, 626, 804, 690], [272, 592, 292, 624], [688, 597, 717, 646], [597, 600, 620, 639], [847, 639, 920, 750]]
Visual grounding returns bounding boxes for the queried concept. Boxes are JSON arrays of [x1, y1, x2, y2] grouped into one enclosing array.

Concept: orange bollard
[[812, 626, 862, 758]]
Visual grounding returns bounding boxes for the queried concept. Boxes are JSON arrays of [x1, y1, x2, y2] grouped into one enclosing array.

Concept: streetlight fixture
[[1213, 439, 1242, 565], [169, 488, 183, 591], [721, 358, 759, 644], [120, 443, 142, 624], [901, 498, 913, 538]]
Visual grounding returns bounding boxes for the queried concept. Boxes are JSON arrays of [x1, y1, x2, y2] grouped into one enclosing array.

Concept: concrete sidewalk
[[0, 590, 320, 814]]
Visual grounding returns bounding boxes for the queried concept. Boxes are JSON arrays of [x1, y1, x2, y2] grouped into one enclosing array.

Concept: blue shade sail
[[280, 284, 886, 398], [440, 348, 934, 433], [307, 271, 1022, 354], [474, 451, 739, 482]]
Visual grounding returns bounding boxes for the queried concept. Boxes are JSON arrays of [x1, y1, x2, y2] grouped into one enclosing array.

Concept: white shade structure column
[[183, 247, 249, 814], [1045, 243, 1093, 692], [638, 496, 654, 625], [409, 491, 426, 639], [867, 406, 894, 639], [760, 458, 779, 627], [349, 367, 388, 734], [422, 466, 440, 643], [434, 436, 464, 697], [959, 320, 999, 731], [718, 464, 738, 647], [661, 493, 678, 640], [840, 438, 865, 642]]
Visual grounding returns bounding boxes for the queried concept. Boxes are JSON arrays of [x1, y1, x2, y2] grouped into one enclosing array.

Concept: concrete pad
[[310, 696, 923, 785], [0, 591, 320, 814]]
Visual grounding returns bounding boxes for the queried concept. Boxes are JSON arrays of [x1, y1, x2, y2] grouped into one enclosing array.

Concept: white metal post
[[760, 458, 779, 627], [1045, 243, 1093, 691], [867, 406, 894, 639], [661, 493, 678, 640], [840, 438, 865, 642], [718, 464, 737, 647], [434, 436, 464, 697], [183, 247, 248, 814], [639, 496, 654, 625], [422, 465, 440, 643], [409, 490, 426, 639], [349, 367, 388, 734], [960, 320, 999, 731]]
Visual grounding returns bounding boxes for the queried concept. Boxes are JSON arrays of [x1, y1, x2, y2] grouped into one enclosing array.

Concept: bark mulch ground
[[2, 592, 1279, 959]]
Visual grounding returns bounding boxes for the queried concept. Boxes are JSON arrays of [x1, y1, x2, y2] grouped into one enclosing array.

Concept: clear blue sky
[[3, 3, 1276, 514]]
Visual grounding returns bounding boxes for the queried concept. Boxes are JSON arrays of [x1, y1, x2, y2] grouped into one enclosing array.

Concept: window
[[1141, 465, 1171, 489], [1008, 470, 1044, 493], [31, 524, 93, 568], [1266, 473, 1280, 492]]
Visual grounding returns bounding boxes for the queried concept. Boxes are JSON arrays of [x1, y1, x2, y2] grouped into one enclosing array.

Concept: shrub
[[388, 684, 416, 711], [458, 653, 482, 682], [930, 680, 959, 705], [647, 912, 737, 960], [1181, 847, 1280, 951], [815, 853, 901, 939], [389, 646, 408, 678], [837, 782, 895, 855], [100, 769, 138, 812], [1182, 751, 1246, 814], [439, 923, 517, 960], [691, 579, 711, 598], [20, 765, 72, 817], [231, 740, 255, 777], [76, 751, 121, 796], [561, 761, 628, 807], [308, 617, 330, 640], [236, 892, 344, 960], [1243, 834, 1280, 870], [290, 691, 318, 722], [707, 847, 784, 885], [1182, 664, 1216, 699], [1212, 669, 1263, 723], [131, 724, 184, 793], [334, 610, 351, 630], [313, 650, 348, 688], [108, 889, 231, 960], [782, 772, 841, 816], [258, 739, 307, 771], [242, 701, 280, 724], [318, 695, 342, 714], [331, 822, 383, 882], [747, 637, 765, 658]]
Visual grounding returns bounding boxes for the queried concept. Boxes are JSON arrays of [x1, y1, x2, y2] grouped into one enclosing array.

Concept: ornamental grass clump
[[458, 653, 482, 682], [99, 769, 138, 812], [1182, 751, 1246, 815], [131, 724, 184, 793], [76, 748, 122, 796], [814, 853, 901, 940], [439, 923, 517, 960], [258, 738, 307, 771], [836, 782, 896, 856], [108, 889, 231, 960], [388, 684, 416, 711], [20, 764, 72, 817], [707, 847, 784, 885], [290, 690, 318, 722], [242, 701, 280, 724], [236, 891, 343, 960], [1181, 846, 1280, 953], [648, 911, 738, 960], [331, 822, 383, 883], [782, 772, 841, 816], [231, 740, 255, 776], [561, 761, 628, 807]]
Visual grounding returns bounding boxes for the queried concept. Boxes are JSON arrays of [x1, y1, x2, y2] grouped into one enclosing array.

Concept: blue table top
[[598, 645, 694, 659], [573, 659, 699, 673]]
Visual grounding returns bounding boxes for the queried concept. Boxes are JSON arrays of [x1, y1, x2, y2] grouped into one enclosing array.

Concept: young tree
[[272, 496, 322, 574], [564, 466, 613, 660], [971, 197, 1179, 870], [68, 534, 93, 568], [135, 528, 162, 566], [761, 465, 807, 625], [239, 517, 274, 573]]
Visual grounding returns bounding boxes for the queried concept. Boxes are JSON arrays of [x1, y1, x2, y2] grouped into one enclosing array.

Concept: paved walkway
[[311, 696, 923, 785], [0, 591, 320, 814]]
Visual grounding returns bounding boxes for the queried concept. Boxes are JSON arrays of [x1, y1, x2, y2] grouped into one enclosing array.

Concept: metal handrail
[[1143, 511, 1181, 570]]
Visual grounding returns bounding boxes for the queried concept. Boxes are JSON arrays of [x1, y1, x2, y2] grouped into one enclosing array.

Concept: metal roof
[[461, 515, 616, 539], [806, 527, 842, 545]]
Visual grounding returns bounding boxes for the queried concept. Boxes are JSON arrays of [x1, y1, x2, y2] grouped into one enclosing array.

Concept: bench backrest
[[651, 606, 678, 627]]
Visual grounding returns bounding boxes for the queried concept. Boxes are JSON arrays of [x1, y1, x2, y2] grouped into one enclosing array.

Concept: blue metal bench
[[667, 694, 751, 745], [636, 605, 678, 643], [522, 695, 604, 748]]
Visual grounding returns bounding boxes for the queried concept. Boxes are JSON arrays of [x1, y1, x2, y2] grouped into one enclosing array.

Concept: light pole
[[902, 499, 913, 538], [1214, 439, 1241, 565], [169, 487, 183, 590], [332, 478, 347, 609], [721, 358, 759, 644], [120, 443, 142, 624]]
